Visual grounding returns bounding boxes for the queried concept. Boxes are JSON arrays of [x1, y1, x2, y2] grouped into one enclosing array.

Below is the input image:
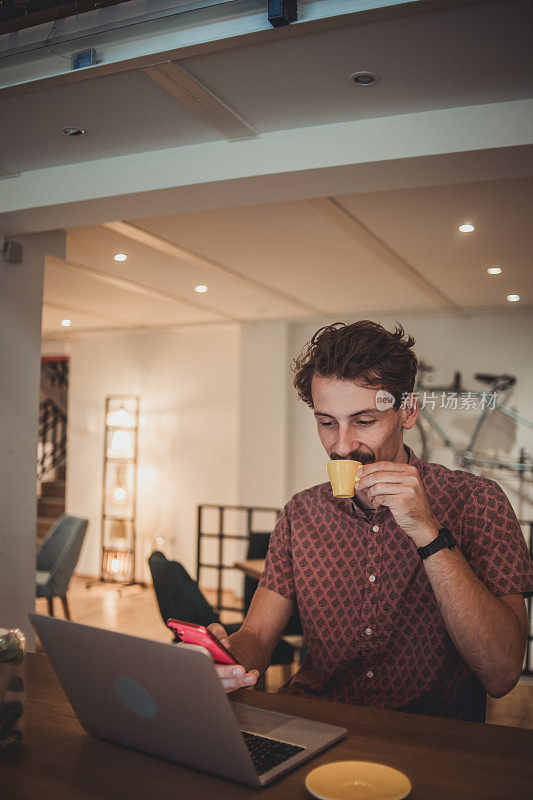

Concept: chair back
[[148, 551, 219, 633], [36, 514, 88, 597], [243, 532, 271, 614]]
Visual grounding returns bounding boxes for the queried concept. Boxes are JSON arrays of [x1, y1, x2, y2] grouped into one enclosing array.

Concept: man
[[210, 321, 532, 720]]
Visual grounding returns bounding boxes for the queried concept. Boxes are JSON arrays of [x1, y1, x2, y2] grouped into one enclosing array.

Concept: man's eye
[[319, 421, 334, 428], [357, 420, 376, 426]]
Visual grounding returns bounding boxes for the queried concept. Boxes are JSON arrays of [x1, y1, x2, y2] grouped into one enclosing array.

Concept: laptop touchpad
[[231, 702, 293, 734]]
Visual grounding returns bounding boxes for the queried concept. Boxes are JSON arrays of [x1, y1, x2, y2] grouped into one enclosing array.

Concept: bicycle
[[404, 361, 533, 480]]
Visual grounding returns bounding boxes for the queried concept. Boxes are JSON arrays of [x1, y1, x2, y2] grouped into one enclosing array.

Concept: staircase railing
[[37, 398, 66, 479]]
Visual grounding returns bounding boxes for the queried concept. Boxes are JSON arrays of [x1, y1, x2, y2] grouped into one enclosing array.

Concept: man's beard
[[330, 449, 375, 464]]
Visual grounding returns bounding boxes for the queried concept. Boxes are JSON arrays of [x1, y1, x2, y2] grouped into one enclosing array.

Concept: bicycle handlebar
[[416, 363, 516, 393], [474, 373, 516, 391]]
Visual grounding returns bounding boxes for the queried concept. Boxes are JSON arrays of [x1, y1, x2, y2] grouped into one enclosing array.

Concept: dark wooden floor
[[35, 576, 533, 730]]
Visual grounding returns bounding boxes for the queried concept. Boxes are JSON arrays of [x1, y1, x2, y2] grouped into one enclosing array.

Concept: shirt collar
[[405, 443, 423, 470]]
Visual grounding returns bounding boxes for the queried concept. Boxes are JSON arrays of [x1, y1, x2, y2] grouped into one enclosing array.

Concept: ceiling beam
[[3, 100, 532, 235], [43, 298, 132, 324], [309, 196, 465, 314], [41, 317, 241, 340], [103, 220, 326, 316], [142, 61, 256, 141]]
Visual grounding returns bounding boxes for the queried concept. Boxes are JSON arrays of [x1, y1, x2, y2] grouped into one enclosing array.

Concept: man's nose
[[333, 428, 358, 458]]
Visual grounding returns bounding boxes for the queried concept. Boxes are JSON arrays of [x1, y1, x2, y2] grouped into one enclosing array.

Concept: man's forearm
[[421, 545, 525, 697], [228, 628, 271, 676]]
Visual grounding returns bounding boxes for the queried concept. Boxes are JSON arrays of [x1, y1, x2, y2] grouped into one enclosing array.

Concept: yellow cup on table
[[326, 460, 362, 498]]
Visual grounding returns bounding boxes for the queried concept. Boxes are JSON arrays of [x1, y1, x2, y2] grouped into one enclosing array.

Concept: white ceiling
[[179, 1, 533, 130], [1, 0, 529, 338], [42, 173, 532, 337], [2, 0, 531, 173]]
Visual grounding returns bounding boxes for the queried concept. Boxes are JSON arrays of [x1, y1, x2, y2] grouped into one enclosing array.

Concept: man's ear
[[400, 392, 419, 431]]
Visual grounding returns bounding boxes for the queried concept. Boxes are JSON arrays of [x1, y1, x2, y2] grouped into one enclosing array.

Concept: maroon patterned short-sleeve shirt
[[259, 446, 533, 719]]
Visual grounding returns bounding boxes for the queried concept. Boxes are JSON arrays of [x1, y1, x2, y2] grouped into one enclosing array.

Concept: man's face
[[311, 374, 418, 464]]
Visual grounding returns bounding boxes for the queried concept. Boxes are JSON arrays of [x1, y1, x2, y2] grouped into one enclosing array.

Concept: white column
[[0, 230, 65, 648], [237, 321, 290, 509]]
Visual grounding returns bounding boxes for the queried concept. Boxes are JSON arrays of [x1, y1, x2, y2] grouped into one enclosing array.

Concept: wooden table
[[1, 654, 533, 799], [234, 559, 265, 581]]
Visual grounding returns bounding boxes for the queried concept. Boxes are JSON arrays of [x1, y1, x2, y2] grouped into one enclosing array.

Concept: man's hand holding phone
[[207, 623, 260, 693]]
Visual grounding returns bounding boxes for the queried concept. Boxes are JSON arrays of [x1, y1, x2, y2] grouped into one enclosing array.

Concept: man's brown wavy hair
[[293, 320, 418, 410]]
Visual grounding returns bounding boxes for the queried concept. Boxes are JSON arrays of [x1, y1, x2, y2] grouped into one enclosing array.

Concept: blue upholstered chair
[[36, 514, 88, 619]]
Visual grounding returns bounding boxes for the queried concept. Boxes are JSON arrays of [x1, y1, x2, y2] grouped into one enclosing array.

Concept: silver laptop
[[29, 614, 346, 787]]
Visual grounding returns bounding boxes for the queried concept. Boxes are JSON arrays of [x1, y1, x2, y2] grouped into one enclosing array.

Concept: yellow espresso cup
[[326, 460, 362, 498]]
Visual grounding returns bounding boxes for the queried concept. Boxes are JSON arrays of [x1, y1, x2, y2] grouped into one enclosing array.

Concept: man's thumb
[[208, 623, 230, 648]]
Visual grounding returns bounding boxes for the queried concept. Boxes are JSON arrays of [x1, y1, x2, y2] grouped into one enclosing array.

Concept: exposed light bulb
[[195, 285, 208, 293], [487, 267, 502, 275], [114, 253, 127, 262], [458, 223, 475, 233], [507, 294, 520, 302], [61, 319, 72, 327]]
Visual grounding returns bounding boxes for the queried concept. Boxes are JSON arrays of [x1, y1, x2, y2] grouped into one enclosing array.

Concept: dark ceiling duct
[[0, 0, 133, 35]]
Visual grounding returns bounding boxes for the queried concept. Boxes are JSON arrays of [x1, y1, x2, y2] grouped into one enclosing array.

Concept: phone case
[[166, 619, 238, 665]]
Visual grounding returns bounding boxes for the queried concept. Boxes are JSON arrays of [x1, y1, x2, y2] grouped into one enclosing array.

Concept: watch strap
[[417, 527, 456, 560]]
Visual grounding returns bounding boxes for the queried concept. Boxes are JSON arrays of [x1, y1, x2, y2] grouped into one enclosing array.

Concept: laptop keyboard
[[241, 730, 305, 776]]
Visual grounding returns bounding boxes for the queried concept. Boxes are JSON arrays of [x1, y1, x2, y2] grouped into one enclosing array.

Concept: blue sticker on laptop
[[114, 676, 157, 719]]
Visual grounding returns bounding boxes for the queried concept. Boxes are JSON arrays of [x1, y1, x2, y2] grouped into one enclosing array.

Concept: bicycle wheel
[[404, 418, 429, 461]]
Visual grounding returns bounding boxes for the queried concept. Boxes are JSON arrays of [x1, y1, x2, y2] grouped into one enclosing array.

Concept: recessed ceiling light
[[61, 126, 87, 137], [507, 294, 520, 302], [458, 223, 475, 233], [487, 267, 502, 275], [61, 319, 72, 327], [349, 71, 380, 86], [195, 285, 208, 293], [114, 253, 127, 262]]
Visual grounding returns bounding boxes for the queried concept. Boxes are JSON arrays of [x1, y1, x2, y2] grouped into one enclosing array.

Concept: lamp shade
[[106, 406, 136, 428], [107, 430, 133, 459]]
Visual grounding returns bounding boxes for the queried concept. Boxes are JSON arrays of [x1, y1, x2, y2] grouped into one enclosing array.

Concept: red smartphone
[[166, 619, 238, 665]]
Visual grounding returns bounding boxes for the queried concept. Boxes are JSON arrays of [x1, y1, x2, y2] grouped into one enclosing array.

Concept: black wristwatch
[[417, 527, 456, 560]]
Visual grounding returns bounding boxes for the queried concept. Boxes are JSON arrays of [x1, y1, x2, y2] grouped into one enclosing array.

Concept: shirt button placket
[[363, 520, 382, 647]]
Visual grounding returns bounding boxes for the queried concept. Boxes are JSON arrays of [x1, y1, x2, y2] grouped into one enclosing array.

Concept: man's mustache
[[330, 450, 375, 464]]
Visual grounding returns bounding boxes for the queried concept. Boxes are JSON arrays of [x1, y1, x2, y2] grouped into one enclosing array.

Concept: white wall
[[238, 321, 290, 508], [67, 325, 240, 582], [288, 308, 533, 520], [1, 230, 65, 646]]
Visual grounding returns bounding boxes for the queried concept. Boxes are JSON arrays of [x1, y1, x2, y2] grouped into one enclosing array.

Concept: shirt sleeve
[[258, 503, 296, 600], [460, 477, 533, 598]]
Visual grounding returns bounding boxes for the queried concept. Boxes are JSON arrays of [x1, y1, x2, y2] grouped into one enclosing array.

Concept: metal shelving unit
[[96, 395, 145, 588], [196, 504, 280, 615]]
